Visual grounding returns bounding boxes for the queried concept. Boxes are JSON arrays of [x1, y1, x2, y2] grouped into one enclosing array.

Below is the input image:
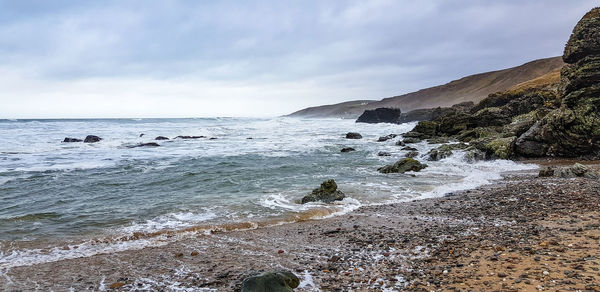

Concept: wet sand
[[1, 163, 599, 291]]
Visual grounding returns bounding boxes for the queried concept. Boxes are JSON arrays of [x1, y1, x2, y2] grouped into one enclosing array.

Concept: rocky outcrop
[[515, 8, 600, 158], [345, 132, 363, 139], [63, 138, 82, 142], [426, 143, 468, 161], [84, 135, 102, 143], [378, 158, 427, 174], [356, 108, 401, 124], [241, 270, 299, 292], [301, 179, 346, 204]]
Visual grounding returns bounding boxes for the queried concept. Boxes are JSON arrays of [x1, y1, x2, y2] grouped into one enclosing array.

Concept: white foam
[[120, 210, 218, 234]]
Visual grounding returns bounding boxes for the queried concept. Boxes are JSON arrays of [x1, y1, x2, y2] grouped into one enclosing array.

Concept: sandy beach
[[1, 161, 598, 291]]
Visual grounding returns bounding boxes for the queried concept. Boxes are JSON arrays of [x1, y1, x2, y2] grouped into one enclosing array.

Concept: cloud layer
[[0, 0, 596, 118]]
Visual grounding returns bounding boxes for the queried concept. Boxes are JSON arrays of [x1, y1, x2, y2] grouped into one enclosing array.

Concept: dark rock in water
[[558, 163, 599, 178], [378, 158, 427, 174], [139, 133, 145, 137], [241, 270, 299, 292], [401, 146, 417, 151], [62, 137, 82, 142], [377, 134, 397, 142], [356, 108, 401, 124], [395, 140, 405, 146], [345, 132, 363, 139], [341, 147, 355, 153], [427, 137, 450, 144], [175, 135, 206, 139], [301, 179, 345, 204], [427, 143, 468, 161], [465, 148, 487, 162], [405, 151, 419, 158], [403, 137, 421, 144], [539, 167, 555, 177], [247, 137, 253, 139], [155, 136, 170, 140], [128, 142, 160, 148], [83, 135, 102, 143], [377, 151, 391, 156], [209, 137, 218, 140]]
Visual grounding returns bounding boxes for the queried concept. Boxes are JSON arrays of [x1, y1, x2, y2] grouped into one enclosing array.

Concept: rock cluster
[[301, 179, 346, 204]]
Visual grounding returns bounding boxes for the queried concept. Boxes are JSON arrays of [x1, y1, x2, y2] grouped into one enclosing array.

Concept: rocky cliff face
[[403, 7, 600, 160], [515, 7, 600, 158]]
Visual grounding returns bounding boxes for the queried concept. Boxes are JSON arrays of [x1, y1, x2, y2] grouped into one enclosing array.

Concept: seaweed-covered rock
[[345, 132, 363, 139], [241, 270, 300, 292], [426, 143, 468, 161], [558, 163, 599, 178], [356, 108, 401, 124], [301, 179, 345, 204], [378, 158, 427, 174]]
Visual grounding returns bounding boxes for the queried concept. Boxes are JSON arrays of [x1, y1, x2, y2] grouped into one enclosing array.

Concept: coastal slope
[[287, 57, 564, 118]]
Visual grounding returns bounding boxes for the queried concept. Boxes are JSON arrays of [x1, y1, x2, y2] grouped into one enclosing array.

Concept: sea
[[0, 117, 537, 269]]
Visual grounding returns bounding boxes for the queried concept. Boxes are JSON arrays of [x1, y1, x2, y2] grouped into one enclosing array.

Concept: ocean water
[[0, 117, 537, 268]]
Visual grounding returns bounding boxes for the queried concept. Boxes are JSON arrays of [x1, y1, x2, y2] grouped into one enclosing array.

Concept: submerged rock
[[395, 140, 405, 146], [62, 137, 82, 142], [175, 135, 206, 139], [402, 137, 421, 144], [155, 136, 170, 140], [301, 179, 346, 204], [401, 146, 418, 151], [345, 132, 363, 139], [341, 147, 355, 153], [83, 135, 102, 143], [241, 270, 300, 292], [378, 158, 427, 174], [127, 142, 160, 148], [356, 108, 401, 124], [405, 151, 419, 158], [377, 134, 397, 142], [377, 151, 391, 156]]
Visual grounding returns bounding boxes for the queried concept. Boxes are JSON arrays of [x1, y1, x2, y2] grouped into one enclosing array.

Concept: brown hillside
[[288, 57, 565, 118]]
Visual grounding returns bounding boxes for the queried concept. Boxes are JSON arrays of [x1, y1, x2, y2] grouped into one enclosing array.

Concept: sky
[[0, 0, 597, 118]]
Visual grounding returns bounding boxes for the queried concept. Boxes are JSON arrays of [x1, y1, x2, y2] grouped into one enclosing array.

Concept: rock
[[356, 108, 402, 124], [109, 282, 126, 289], [377, 134, 397, 142], [139, 133, 145, 137], [377, 151, 391, 156], [175, 135, 206, 139], [404, 121, 438, 139], [301, 179, 346, 204], [465, 148, 487, 162], [341, 147, 355, 153], [405, 151, 419, 158], [539, 167, 555, 177], [403, 137, 421, 144], [427, 143, 468, 161], [241, 271, 300, 292], [345, 132, 363, 139], [558, 163, 599, 178], [83, 135, 102, 143], [427, 137, 450, 144], [155, 136, 170, 140], [378, 158, 427, 174], [127, 142, 160, 148], [62, 137, 82, 142], [395, 140, 405, 146], [401, 146, 417, 151], [209, 137, 218, 140]]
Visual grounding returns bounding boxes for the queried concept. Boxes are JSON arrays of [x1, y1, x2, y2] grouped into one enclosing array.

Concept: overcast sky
[[0, 0, 596, 118]]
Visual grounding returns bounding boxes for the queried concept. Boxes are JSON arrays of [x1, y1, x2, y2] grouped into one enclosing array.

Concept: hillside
[[287, 57, 565, 118]]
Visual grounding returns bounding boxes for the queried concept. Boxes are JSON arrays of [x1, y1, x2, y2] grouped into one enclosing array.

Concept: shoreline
[[1, 160, 599, 291]]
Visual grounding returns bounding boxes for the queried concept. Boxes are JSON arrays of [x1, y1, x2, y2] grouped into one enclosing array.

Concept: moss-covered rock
[[301, 179, 345, 204], [241, 271, 300, 292], [426, 143, 468, 161], [378, 158, 427, 174]]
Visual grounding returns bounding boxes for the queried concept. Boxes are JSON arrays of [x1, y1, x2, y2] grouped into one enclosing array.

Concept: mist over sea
[[0, 117, 536, 268]]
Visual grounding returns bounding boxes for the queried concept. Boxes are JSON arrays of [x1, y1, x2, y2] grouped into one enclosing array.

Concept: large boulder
[[241, 271, 300, 292], [356, 108, 401, 124], [301, 179, 345, 204], [83, 135, 102, 143], [378, 158, 427, 174]]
